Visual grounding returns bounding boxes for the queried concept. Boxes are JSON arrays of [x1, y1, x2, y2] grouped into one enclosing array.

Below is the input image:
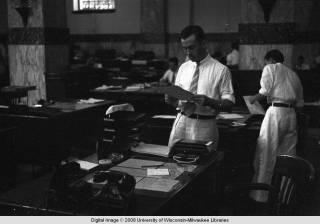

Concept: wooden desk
[[303, 103, 320, 128], [1, 85, 36, 105], [0, 100, 114, 164], [91, 87, 176, 114], [0, 152, 223, 215]]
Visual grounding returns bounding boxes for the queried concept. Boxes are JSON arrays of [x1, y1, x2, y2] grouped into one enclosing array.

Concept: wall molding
[[0, 33, 6, 43], [239, 23, 296, 44], [168, 32, 239, 42], [8, 28, 69, 45], [4, 30, 320, 45], [69, 32, 239, 43]]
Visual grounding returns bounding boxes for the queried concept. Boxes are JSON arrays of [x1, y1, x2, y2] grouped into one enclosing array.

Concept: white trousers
[[250, 106, 297, 202], [168, 113, 219, 152]]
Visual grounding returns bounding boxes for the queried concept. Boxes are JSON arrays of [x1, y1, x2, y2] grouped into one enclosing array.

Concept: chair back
[[270, 155, 315, 215]]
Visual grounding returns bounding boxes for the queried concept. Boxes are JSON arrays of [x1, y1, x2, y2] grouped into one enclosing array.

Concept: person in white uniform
[[249, 49, 304, 202], [226, 42, 239, 70], [166, 25, 235, 151], [160, 57, 179, 85]]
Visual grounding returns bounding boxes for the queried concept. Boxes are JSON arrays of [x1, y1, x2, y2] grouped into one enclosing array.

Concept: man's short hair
[[180, 25, 205, 42], [169, 57, 178, 65], [264, 49, 284, 63]]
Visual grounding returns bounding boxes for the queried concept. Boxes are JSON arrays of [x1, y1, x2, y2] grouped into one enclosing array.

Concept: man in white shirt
[[160, 57, 178, 85], [166, 25, 235, 151], [249, 49, 304, 202], [226, 42, 239, 69]]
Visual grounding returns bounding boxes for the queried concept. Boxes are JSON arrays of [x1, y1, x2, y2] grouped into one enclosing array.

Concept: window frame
[[72, 0, 116, 14]]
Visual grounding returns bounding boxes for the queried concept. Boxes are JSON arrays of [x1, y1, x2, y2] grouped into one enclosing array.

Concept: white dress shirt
[[259, 63, 304, 107], [160, 69, 176, 84], [175, 54, 235, 115]]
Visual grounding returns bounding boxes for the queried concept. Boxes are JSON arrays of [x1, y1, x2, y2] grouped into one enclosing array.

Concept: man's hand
[[180, 101, 196, 116], [191, 94, 210, 106]]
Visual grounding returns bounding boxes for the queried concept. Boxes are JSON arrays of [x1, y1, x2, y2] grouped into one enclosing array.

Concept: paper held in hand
[[243, 96, 265, 115], [156, 85, 194, 101]]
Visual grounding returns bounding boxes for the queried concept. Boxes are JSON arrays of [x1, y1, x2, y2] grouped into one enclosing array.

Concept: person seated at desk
[[295, 55, 310, 70], [159, 57, 179, 86], [248, 49, 304, 202], [226, 42, 239, 70], [165, 25, 235, 152]]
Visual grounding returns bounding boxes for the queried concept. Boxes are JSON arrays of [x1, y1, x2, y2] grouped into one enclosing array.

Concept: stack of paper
[[135, 177, 180, 197], [117, 158, 165, 169], [74, 159, 99, 171], [217, 113, 245, 120]]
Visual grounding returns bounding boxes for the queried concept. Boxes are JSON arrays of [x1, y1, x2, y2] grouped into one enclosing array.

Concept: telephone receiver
[[93, 171, 135, 196], [92, 171, 136, 209]]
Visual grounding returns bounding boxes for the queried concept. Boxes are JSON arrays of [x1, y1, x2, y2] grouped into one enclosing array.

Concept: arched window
[[73, 0, 116, 13]]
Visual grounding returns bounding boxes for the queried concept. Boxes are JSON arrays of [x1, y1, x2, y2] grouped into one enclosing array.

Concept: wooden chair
[[223, 155, 316, 215]]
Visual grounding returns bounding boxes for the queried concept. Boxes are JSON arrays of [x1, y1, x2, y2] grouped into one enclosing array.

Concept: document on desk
[[110, 166, 147, 177], [152, 115, 176, 119], [147, 168, 169, 176], [78, 98, 104, 104], [217, 113, 245, 120], [135, 177, 180, 197], [243, 96, 265, 115], [131, 142, 171, 158], [156, 85, 194, 101], [117, 158, 165, 169]]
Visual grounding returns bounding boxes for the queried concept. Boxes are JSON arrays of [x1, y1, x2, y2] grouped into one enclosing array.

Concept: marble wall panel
[[8, 45, 46, 105], [294, 0, 313, 32], [241, 0, 265, 23]]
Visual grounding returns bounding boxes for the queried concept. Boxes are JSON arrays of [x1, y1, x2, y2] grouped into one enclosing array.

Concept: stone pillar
[[7, 0, 69, 105], [140, 0, 167, 57], [239, 0, 295, 70]]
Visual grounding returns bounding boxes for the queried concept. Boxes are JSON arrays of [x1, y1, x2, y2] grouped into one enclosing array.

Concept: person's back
[[249, 49, 304, 202], [265, 63, 303, 107]]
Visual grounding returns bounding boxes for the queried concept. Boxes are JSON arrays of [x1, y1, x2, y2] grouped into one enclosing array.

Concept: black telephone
[[92, 170, 136, 209], [48, 163, 136, 213]]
